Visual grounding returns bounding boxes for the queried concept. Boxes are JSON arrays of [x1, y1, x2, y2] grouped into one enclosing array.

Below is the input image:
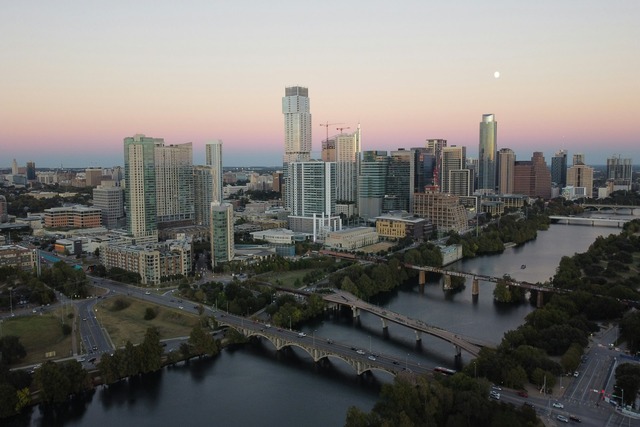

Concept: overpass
[[549, 215, 630, 227], [404, 264, 569, 307], [322, 290, 486, 358], [212, 310, 433, 376]]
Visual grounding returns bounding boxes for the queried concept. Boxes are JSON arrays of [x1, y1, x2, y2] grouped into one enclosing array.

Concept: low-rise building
[[324, 227, 378, 251], [100, 239, 192, 285], [375, 212, 433, 241], [0, 244, 37, 271], [44, 206, 102, 229]]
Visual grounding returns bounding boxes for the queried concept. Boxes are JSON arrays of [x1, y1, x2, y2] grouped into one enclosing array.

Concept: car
[[368, 355, 376, 361], [32, 308, 37, 313], [392, 361, 400, 365], [569, 415, 581, 423], [92, 345, 98, 351], [88, 357, 97, 363], [265, 324, 271, 328], [523, 402, 535, 408], [491, 385, 502, 391], [573, 371, 579, 377], [552, 402, 564, 409], [145, 291, 151, 295], [77, 357, 86, 362], [489, 391, 500, 400], [326, 339, 333, 344], [517, 390, 528, 398], [298, 332, 306, 337], [356, 349, 365, 355], [178, 306, 184, 310], [556, 415, 569, 423]]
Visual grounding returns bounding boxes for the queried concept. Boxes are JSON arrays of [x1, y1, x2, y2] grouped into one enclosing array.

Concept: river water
[[22, 222, 626, 427]]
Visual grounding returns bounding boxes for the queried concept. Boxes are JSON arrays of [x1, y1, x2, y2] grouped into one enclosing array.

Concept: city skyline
[[1, 1, 638, 168]]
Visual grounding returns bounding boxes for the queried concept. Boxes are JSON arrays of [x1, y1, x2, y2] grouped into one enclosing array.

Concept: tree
[[189, 324, 218, 357], [0, 336, 26, 364], [0, 383, 18, 418], [139, 327, 163, 373], [34, 361, 71, 404]]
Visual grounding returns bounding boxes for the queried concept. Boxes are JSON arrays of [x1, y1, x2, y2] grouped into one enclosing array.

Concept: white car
[[489, 391, 500, 400], [552, 402, 564, 409], [298, 332, 306, 337], [556, 415, 568, 423]]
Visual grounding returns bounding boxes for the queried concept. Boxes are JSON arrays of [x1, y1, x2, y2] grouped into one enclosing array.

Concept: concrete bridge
[[580, 204, 639, 214], [404, 264, 569, 307], [212, 310, 433, 376], [322, 290, 486, 358], [549, 215, 630, 227]]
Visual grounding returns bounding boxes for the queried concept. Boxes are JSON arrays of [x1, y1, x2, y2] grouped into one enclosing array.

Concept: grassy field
[[2, 310, 75, 367], [254, 269, 318, 288], [95, 296, 201, 347]]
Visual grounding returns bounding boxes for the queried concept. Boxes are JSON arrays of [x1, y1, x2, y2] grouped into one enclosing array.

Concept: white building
[[250, 228, 308, 245], [210, 202, 234, 267], [324, 227, 378, 251], [282, 86, 312, 164], [335, 125, 361, 204], [205, 140, 224, 204]]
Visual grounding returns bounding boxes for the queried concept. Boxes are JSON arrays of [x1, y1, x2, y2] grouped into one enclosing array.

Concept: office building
[[383, 149, 415, 213], [572, 153, 585, 166], [449, 169, 474, 197], [478, 114, 497, 192], [413, 191, 468, 233], [358, 150, 389, 220], [425, 139, 447, 189], [205, 140, 224, 204], [551, 149, 568, 187], [92, 182, 125, 229], [497, 148, 516, 194], [210, 202, 234, 267], [43, 206, 103, 229], [0, 195, 7, 223], [567, 163, 594, 198], [513, 152, 551, 199], [26, 161, 36, 181], [413, 147, 437, 193], [85, 168, 103, 187]]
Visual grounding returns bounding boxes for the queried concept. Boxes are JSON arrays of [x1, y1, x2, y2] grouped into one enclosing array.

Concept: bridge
[[404, 264, 569, 307], [212, 310, 433, 376], [580, 203, 639, 214], [322, 290, 485, 358], [549, 215, 630, 227]]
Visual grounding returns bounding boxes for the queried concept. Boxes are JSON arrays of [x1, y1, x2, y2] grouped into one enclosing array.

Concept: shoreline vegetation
[[3, 197, 640, 425]]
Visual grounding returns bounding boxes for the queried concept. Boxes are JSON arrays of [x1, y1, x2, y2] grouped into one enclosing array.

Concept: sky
[[1, 0, 639, 168]]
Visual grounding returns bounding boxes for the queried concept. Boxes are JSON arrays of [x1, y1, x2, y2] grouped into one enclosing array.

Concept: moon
[[494, 71, 500, 79]]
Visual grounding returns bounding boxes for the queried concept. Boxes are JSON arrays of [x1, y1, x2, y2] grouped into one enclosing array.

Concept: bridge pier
[[536, 291, 544, 308], [443, 274, 452, 290], [351, 306, 360, 318], [418, 270, 426, 292], [380, 318, 388, 330], [471, 278, 479, 296], [414, 330, 422, 342], [454, 345, 461, 358]]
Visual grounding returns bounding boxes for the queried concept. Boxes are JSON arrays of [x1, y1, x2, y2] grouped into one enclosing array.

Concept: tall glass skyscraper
[[358, 150, 389, 220], [282, 86, 312, 164], [478, 114, 497, 192], [205, 140, 223, 204], [551, 149, 568, 187]]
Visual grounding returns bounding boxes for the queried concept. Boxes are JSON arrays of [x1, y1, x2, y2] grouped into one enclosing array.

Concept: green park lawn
[[254, 268, 318, 288], [2, 310, 75, 366], [95, 296, 201, 348]]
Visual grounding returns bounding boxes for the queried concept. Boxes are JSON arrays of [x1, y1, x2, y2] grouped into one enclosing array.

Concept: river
[[21, 222, 626, 427]]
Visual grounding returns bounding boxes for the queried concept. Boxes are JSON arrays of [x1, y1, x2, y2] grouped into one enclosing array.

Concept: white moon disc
[[494, 71, 500, 79]]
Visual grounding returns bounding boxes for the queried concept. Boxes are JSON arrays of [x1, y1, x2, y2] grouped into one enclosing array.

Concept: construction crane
[[336, 126, 350, 134], [319, 122, 344, 143]]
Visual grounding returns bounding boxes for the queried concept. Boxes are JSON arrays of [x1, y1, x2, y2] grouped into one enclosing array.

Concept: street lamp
[[473, 361, 477, 379], [9, 287, 13, 317], [288, 316, 292, 331]]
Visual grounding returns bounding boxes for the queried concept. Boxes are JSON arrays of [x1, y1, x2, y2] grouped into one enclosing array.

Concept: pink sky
[[1, 1, 638, 168]]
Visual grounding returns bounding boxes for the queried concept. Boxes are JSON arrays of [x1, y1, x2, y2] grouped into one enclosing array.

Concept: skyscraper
[[93, 182, 125, 229], [383, 149, 415, 213], [478, 114, 497, 192], [606, 155, 632, 189], [205, 140, 224, 204], [567, 162, 594, 198], [26, 161, 36, 180], [210, 202, 234, 267], [194, 165, 214, 226], [425, 139, 447, 190], [334, 124, 361, 204], [155, 142, 194, 226], [286, 161, 336, 217], [551, 149, 568, 187], [124, 134, 161, 243], [358, 151, 389, 220], [282, 86, 312, 164], [497, 148, 516, 194], [441, 146, 466, 194], [513, 152, 551, 199]]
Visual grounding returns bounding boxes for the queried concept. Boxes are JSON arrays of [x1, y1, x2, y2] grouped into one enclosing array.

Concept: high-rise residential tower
[[440, 146, 466, 194], [478, 114, 497, 192], [383, 149, 416, 213], [551, 149, 568, 187], [425, 139, 447, 190], [124, 134, 161, 243], [606, 155, 633, 189], [155, 142, 194, 227], [205, 140, 224, 204], [282, 86, 312, 164], [334, 124, 361, 204], [210, 202, 234, 267], [497, 148, 516, 194], [567, 162, 594, 198], [286, 161, 336, 217]]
